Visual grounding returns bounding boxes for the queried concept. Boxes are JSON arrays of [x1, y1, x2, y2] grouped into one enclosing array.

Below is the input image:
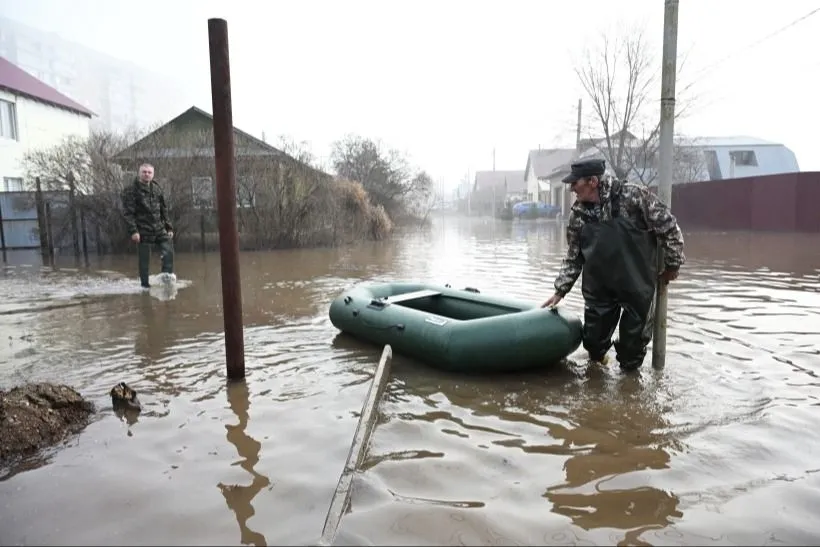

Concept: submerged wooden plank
[[317, 344, 393, 546]]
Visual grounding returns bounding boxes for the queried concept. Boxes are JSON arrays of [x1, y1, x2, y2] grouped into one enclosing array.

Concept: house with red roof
[[0, 55, 94, 192]]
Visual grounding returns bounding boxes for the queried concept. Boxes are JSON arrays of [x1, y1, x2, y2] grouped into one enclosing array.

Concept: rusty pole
[[208, 18, 245, 381]]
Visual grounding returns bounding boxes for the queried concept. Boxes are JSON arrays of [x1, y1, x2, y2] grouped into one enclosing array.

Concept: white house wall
[[620, 143, 799, 186], [0, 88, 91, 187], [711, 145, 799, 180]]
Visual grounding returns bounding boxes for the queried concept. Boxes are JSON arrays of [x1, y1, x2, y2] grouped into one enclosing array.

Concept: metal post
[[208, 18, 246, 381], [67, 171, 80, 258], [35, 177, 49, 260], [652, 0, 679, 370], [80, 208, 89, 264], [0, 197, 7, 262]]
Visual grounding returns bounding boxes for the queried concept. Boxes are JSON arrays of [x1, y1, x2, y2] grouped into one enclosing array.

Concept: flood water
[[1, 216, 819, 546]]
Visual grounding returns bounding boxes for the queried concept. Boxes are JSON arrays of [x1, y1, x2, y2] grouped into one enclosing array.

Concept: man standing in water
[[122, 163, 175, 289], [541, 158, 685, 372]]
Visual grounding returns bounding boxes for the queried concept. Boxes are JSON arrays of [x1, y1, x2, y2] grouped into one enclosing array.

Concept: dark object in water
[[0, 383, 95, 465], [110, 382, 141, 411]]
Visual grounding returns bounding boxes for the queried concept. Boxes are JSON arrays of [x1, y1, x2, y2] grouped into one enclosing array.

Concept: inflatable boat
[[328, 281, 583, 373]]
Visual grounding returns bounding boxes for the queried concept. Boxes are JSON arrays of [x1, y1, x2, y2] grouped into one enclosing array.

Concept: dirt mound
[[0, 383, 95, 465]]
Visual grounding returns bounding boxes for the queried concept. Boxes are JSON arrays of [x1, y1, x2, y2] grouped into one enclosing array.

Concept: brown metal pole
[[208, 18, 245, 381]]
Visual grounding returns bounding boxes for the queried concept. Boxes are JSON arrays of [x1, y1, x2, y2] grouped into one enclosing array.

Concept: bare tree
[[330, 134, 432, 222], [574, 23, 701, 185], [20, 127, 395, 254]]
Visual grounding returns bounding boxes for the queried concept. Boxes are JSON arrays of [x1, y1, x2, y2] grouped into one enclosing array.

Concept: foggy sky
[[2, 0, 818, 187]]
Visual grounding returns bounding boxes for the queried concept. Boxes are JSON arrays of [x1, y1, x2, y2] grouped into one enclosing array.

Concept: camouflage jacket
[[122, 178, 173, 241], [553, 177, 685, 297]]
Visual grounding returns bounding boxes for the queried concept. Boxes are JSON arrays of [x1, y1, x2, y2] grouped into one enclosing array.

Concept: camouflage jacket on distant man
[[121, 177, 173, 242], [553, 176, 685, 297]]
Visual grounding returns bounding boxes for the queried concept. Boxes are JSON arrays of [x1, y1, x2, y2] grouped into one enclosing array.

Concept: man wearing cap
[[541, 158, 685, 372]]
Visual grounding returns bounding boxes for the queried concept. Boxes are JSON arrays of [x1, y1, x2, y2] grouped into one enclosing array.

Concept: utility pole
[[652, 0, 679, 370], [575, 98, 582, 153], [492, 148, 496, 171]]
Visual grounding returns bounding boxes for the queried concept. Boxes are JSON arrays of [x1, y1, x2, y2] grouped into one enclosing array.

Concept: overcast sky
[[2, 0, 818, 187]]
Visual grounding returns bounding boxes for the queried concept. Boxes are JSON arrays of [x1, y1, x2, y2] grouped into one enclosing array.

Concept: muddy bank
[[0, 383, 95, 465]]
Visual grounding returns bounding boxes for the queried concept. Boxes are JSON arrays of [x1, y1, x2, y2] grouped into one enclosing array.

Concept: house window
[[730, 150, 758, 167], [2, 177, 24, 192], [236, 177, 256, 208], [0, 99, 19, 140], [191, 176, 214, 209]]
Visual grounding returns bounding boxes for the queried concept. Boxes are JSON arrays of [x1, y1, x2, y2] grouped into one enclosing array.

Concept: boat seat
[[384, 289, 442, 304]]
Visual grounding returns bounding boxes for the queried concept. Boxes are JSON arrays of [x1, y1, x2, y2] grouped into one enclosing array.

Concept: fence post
[[0, 197, 6, 261], [35, 177, 50, 260], [200, 210, 206, 252], [44, 201, 55, 263], [80, 209, 89, 264], [67, 172, 81, 258]]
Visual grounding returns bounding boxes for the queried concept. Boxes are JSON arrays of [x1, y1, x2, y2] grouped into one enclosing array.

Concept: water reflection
[[134, 293, 175, 362], [366, 356, 686, 543], [541, 373, 683, 536], [1, 217, 819, 546], [218, 379, 271, 547]]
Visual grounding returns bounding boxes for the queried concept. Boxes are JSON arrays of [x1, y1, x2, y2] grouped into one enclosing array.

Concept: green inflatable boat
[[328, 281, 583, 373]]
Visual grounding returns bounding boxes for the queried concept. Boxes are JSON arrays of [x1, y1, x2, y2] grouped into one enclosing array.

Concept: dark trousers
[[582, 294, 655, 370], [138, 238, 174, 287]]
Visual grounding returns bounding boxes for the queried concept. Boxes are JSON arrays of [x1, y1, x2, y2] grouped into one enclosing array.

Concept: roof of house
[[524, 148, 578, 180], [473, 170, 526, 196], [115, 106, 279, 156], [114, 106, 332, 178], [679, 136, 784, 148], [579, 129, 638, 150], [0, 56, 95, 117]]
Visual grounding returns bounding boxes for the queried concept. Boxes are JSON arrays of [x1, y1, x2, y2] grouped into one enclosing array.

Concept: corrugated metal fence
[[671, 172, 820, 233]]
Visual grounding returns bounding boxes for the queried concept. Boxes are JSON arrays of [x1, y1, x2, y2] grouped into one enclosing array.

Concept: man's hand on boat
[[541, 269, 679, 309], [541, 293, 563, 308]]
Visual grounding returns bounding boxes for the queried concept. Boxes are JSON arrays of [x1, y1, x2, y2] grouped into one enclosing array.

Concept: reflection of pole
[[652, 0, 679, 370], [208, 18, 246, 381], [218, 379, 270, 547]]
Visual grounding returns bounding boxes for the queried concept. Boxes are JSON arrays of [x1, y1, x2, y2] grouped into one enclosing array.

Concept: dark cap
[[561, 158, 606, 184]]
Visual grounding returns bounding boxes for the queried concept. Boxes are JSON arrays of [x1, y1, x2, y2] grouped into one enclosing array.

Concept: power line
[[691, 6, 820, 80]]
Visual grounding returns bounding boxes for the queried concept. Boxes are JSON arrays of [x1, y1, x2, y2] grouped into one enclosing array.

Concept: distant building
[[0, 16, 186, 133], [523, 147, 577, 205], [676, 136, 800, 183], [470, 170, 526, 216], [112, 105, 332, 209], [0, 55, 93, 192], [529, 134, 801, 218]]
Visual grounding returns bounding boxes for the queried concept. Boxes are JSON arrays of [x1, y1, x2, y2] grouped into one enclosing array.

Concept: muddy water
[[1, 217, 819, 546]]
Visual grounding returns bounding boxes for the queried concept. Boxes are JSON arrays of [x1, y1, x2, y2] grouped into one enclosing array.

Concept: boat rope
[[316, 344, 393, 546]]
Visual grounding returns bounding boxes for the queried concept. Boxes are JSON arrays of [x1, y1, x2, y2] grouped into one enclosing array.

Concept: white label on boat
[[425, 317, 447, 326]]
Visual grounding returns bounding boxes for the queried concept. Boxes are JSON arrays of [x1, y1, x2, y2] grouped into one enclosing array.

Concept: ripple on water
[[1, 221, 820, 545]]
